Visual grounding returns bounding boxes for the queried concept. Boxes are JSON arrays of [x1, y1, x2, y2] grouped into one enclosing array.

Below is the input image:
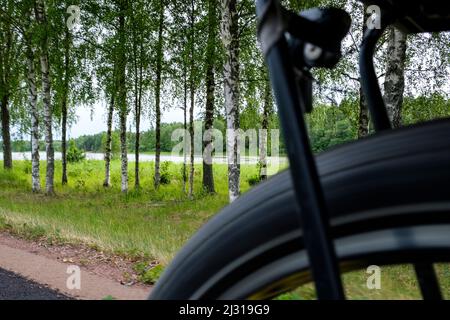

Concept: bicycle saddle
[[286, 7, 351, 69]]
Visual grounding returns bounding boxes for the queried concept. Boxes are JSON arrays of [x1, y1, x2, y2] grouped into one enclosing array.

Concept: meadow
[[0, 159, 448, 299], [0, 160, 250, 264]]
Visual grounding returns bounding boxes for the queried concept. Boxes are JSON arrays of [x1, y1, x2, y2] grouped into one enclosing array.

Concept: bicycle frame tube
[[359, 26, 391, 131], [256, 0, 344, 300]]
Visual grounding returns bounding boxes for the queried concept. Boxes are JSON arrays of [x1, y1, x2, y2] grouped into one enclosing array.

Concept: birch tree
[[34, 0, 55, 195], [202, 0, 218, 194], [129, 0, 150, 189], [25, 7, 41, 192], [116, 0, 128, 193], [188, 0, 196, 199], [83, 0, 119, 188], [1, 0, 40, 189], [259, 76, 272, 180], [0, 0, 17, 170], [384, 27, 407, 128], [167, 0, 189, 194], [153, 0, 165, 189], [60, 29, 71, 185], [103, 92, 114, 187], [358, 3, 369, 138], [220, 0, 240, 202]]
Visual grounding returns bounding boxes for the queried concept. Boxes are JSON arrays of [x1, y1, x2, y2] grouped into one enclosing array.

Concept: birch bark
[[103, 93, 114, 187], [202, 0, 217, 194], [220, 0, 240, 202], [384, 27, 407, 128], [35, 0, 55, 194], [26, 49, 41, 192]]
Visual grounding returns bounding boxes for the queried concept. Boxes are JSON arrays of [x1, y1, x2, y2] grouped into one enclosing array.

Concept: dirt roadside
[[0, 232, 152, 300]]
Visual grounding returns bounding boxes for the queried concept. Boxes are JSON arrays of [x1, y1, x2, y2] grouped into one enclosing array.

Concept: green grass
[[278, 264, 450, 300], [0, 159, 448, 299], [0, 160, 259, 264]]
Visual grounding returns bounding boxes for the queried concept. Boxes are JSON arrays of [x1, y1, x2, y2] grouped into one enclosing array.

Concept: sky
[[65, 101, 186, 139], [8, 100, 191, 141]]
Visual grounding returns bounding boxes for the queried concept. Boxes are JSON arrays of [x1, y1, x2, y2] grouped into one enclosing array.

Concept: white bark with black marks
[[103, 94, 114, 187], [117, 2, 128, 193], [35, 0, 54, 195], [119, 109, 128, 193], [26, 47, 40, 192], [384, 27, 407, 129], [221, 0, 240, 203]]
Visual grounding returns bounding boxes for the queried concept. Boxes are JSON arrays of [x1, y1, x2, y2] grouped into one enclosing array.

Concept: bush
[[67, 140, 86, 163], [247, 174, 261, 186], [247, 162, 263, 186], [160, 161, 171, 185], [23, 160, 32, 174]]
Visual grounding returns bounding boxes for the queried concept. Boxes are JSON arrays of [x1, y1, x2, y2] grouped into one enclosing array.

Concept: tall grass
[[0, 160, 258, 264]]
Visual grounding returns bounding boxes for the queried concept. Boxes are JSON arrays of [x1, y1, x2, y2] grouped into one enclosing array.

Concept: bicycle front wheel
[[150, 119, 450, 300]]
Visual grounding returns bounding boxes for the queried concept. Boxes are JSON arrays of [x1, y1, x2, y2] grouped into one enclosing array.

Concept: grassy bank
[[0, 160, 448, 299], [0, 160, 260, 264]]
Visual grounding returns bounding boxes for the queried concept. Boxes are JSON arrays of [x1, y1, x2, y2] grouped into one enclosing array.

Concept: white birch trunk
[[119, 111, 128, 193], [117, 2, 128, 193], [103, 94, 114, 187], [384, 27, 407, 128], [26, 47, 40, 192], [35, 0, 54, 195], [221, 0, 240, 203]]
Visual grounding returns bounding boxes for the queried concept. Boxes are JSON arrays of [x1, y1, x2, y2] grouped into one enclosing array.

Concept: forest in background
[[2, 92, 450, 154], [3, 92, 450, 155]]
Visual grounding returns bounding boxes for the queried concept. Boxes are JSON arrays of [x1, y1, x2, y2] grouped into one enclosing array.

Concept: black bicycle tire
[[150, 119, 450, 300]]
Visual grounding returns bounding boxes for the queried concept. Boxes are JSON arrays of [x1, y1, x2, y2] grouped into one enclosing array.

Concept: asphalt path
[[0, 268, 71, 300]]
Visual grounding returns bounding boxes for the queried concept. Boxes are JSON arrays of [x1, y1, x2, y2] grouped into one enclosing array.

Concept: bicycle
[[150, 0, 450, 300]]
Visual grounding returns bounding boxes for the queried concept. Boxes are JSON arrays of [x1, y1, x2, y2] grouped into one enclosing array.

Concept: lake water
[[1, 152, 287, 166]]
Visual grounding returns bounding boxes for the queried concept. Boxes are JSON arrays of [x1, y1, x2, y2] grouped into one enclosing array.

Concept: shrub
[[247, 174, 261, 186], [67, 140, 86, 163], [247, 162, 263, 186], [160, 161, 171, 185], [23, 160, 32, 174]]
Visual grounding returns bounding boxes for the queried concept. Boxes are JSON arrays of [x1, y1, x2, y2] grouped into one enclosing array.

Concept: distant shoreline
[[0, 152, 288, 165]]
